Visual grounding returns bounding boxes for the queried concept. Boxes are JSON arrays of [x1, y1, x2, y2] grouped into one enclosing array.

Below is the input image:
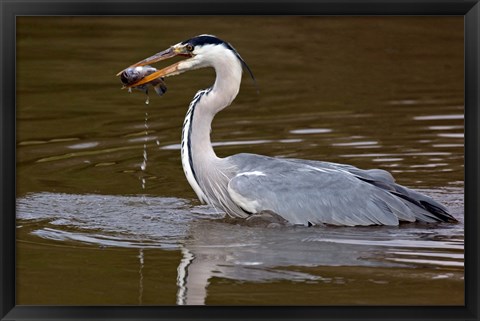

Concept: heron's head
[[117, 34, 255, 88]]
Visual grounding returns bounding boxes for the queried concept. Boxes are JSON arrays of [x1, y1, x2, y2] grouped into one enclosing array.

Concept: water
[[141, 111, 149, 196], [16, 16, 464, 305], [16, 189, 463, 305]]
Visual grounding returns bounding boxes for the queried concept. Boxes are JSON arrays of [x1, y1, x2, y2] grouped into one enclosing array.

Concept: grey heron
[[118, 34, 457, 226]]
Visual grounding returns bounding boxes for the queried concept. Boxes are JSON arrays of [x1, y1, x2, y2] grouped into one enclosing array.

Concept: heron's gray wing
[[287, 158, 396, 188], [226, 154, 419, 226], [285, 157, 454, 223]]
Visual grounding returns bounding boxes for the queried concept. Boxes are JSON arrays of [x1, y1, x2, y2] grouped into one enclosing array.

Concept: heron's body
[[120, 34, 456, 226]]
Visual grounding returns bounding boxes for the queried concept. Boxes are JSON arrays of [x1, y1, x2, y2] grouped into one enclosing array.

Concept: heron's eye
[[186, 44, 194, 52]]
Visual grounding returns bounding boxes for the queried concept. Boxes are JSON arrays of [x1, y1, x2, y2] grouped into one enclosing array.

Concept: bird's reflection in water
[[176, 248, 198, 305], [174, 214, 463, 305], [16, 192, 463, 305]]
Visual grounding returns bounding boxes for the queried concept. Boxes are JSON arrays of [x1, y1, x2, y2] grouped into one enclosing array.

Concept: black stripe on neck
[[185, 88, 212, 186]]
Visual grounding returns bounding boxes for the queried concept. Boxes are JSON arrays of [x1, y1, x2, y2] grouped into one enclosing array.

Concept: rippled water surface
[[16, 17, 464, 305]]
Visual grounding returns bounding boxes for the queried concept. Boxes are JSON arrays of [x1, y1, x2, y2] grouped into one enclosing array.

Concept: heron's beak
[[116, 46, 190, 88]]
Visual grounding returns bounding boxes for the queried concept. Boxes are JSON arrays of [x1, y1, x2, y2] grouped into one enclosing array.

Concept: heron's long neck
[[181, 57, 243, 203]]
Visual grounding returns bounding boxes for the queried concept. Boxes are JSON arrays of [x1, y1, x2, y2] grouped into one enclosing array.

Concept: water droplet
[[140, 109, 149, 191], [144, 113, 149, 130]]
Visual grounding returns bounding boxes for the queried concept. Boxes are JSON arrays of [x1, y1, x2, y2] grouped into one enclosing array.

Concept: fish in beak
[[117, 44, 195, 89], [120, 65, 167, 96]]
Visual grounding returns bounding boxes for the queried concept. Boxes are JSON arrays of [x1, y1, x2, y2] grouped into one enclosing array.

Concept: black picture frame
[[1, 1, 479, 320]]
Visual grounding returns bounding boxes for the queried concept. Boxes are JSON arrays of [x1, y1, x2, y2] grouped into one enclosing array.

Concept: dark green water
[[16, 16, 464, 305]]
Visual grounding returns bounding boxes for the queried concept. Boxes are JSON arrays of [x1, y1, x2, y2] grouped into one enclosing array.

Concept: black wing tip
[[419, 201, 458, 223]]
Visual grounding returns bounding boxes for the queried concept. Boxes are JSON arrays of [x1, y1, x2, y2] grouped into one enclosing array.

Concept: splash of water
[[140, 112, 149, 203], [141, 112, 149, 172]]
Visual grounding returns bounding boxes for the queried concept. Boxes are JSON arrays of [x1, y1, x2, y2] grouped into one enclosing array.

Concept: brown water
[[16, 17, 464, 305]]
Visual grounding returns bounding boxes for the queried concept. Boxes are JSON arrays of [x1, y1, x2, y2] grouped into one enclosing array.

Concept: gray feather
[[225, 153, 455, 226]]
